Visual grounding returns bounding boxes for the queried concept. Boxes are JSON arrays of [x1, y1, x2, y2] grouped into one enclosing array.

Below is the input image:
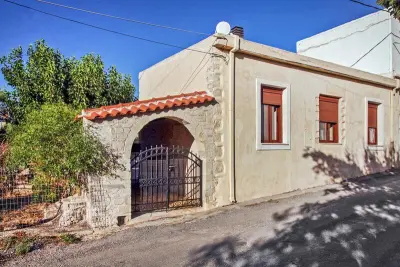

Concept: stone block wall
[[59, 195, 86, 227], [84, 105, 228, 228]]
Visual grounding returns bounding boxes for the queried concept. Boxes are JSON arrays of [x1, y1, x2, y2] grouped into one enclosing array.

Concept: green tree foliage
[[377, 0, 400, 19], [6, 103, 119, 191], [0, 40, 135, 123]]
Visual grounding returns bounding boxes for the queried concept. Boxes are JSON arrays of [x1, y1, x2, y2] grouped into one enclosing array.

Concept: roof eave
[[214, 37, 397, 89]]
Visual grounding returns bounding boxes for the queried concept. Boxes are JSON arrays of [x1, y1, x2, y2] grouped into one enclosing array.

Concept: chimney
[[230, 26, 244, 38]]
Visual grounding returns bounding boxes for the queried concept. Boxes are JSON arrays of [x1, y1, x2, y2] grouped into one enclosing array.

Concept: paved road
[[6, 174, 400, 267]]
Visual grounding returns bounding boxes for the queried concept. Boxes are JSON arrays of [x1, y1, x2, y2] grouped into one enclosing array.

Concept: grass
[[59, 233, 81, 244], [0, 231, 82, 263], [15, 239, 33, 256], [0, 232, 35, 256]]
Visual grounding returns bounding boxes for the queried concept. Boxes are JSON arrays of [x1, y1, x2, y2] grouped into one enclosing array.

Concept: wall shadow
[[302, 146, 398, 182], [187, 149, 400, 267]]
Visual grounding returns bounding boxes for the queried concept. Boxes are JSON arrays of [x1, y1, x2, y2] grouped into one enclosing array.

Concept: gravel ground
[[5, 174, 400, 267]]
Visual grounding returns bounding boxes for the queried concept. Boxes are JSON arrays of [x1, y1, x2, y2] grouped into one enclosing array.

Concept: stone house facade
[[79, 32, 400, 228]]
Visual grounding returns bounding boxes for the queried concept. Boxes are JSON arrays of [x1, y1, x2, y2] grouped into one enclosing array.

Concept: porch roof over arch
[[76, 91, 214, 121]]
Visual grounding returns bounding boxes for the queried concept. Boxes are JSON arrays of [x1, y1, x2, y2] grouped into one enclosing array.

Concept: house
[[79, 25, 400, 228], [297, 11, 400, 78]]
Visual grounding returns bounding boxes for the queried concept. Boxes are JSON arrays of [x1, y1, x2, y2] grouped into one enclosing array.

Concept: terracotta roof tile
[[76, 91, 215, 121]]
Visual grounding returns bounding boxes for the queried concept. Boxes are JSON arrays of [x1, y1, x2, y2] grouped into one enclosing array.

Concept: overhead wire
[[179, 39, 218, 94], [350, 33, 392, 67], [35, 0, 211, 36], [349, 0, 387, 12], [3, 0, 223, 58]]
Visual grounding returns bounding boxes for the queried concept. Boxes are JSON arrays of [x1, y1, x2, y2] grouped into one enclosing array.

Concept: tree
[[6, 103, 119, 199], [377, 0, 400, 19], [0, 40, 135, 123]]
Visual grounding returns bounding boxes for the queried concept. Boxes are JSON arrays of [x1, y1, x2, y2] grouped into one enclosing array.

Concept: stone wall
[[59, 195, 86, 227], [84, 102, 227, 228]]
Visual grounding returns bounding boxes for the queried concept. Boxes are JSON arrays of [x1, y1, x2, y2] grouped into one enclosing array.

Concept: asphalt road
[[6, 173, 400, 267]]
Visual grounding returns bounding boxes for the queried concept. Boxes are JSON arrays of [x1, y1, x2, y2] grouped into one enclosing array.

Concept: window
[[319, 95, 339, 143], [368, 102, 378, 145], [261, 87, 282, 143], [256, 79, 290, 151]]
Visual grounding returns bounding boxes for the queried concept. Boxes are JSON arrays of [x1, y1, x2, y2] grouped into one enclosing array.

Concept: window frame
[[365, 97, 384, 150], [319, 122, 338, 143], [319, 95, 340, 144], [261, 87, 283, 144], [256, 79, 291, 151], [367, 102, 378, 146]]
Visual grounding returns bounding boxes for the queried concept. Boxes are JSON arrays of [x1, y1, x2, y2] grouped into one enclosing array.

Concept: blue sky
[[0, 0, 381, 96]]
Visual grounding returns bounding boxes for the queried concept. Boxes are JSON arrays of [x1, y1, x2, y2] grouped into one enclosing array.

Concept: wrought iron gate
[[131, 146, 202, 212]]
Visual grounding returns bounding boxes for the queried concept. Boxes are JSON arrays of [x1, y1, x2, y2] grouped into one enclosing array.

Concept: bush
[[2, 236, 17, 250], [31, 175, 68, 203], [59, 233, 81, 244], [15, 238, 33, 256], [6, 103, 119, 198]]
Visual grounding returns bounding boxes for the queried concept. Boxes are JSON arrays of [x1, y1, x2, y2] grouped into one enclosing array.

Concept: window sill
[[367, 145, 384, 151], [319, 142, 342, 146], [256, 143, 291, 151]]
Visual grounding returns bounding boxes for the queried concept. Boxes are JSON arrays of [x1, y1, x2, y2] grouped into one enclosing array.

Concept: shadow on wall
[[187, 172, 400, 267], [302, 146, 399, 182], [187, 148, 400, 267]]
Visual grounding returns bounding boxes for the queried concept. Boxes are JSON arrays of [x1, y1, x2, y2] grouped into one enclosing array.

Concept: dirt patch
[[0, 203, 48, 230], [0, 231, 81, 265]]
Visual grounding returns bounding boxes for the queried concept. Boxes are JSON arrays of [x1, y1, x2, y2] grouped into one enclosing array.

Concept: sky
[[0, 0, 382, 96]]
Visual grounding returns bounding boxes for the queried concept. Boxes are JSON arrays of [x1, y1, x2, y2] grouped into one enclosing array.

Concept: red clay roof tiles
[[76, 91, 214, 121]]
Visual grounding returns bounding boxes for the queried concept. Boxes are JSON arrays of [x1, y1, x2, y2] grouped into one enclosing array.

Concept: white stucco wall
[[391, 18, 400, 77], [212, 36, 398, 203], [234, 54, 394, 202], [297, 11, 394, 77], [138, 36, 220, 100]]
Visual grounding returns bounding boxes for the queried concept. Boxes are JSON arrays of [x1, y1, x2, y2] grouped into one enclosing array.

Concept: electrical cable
[[3, 0, 222, 58], [35, 0, 211, 36], [350, 33, 391, 67], [179, 39, 217, 93], [349, 0, 387, 12]]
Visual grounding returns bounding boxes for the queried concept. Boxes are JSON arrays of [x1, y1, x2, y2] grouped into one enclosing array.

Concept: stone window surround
[[365, 97, 385, 151], [316, 94, 345, 146], [256, 78, 291, 150]]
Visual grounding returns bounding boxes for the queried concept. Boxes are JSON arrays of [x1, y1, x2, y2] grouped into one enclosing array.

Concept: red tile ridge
[[76, 91, 214, 120]]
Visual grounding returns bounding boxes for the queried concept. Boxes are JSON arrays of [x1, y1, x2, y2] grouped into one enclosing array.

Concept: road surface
[[5, 173, 400, 267]]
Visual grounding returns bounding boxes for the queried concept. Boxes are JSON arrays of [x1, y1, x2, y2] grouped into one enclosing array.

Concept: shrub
[[15, 238, 33, 256], [31, 175, 68, 203], [59, 233, 81, 244], [2, 236, 17, 250], [6, 103, 119, 200]]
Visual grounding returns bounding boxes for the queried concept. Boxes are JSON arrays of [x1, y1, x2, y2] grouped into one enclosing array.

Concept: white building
[[297, 11, 400, 78]]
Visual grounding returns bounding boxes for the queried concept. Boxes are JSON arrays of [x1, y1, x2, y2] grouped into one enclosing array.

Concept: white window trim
[[365, 97, 384, 151], [256, 78, 291, 150]]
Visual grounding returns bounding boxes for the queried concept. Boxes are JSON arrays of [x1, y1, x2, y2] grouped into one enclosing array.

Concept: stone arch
[[128, 114, 207, 214], [123, 113, 206, 165], [133, 118, 194, 153]]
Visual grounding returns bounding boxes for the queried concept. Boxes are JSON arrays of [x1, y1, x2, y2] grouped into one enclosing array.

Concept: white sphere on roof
[[215, 21, 231, 35]]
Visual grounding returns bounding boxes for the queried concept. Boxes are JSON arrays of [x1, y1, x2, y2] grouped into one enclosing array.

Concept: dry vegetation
[[0, 204, 47, 230]]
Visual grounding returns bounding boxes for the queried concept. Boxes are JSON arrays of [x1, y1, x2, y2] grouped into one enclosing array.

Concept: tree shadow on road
[[187, 149, 400, 267]]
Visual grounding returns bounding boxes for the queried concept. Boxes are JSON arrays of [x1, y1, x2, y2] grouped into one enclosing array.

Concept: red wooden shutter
[[319, 96, 338, 123], [262, 87, 282, 106], [368, 103, 378, 128]]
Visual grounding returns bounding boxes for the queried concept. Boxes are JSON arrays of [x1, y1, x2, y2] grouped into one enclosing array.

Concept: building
[[78, 26, 400, 228], [297, 11, 400, 78]]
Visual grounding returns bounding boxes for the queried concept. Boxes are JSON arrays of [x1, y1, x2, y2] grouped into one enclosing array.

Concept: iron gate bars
[[131, 145, 202, 212]]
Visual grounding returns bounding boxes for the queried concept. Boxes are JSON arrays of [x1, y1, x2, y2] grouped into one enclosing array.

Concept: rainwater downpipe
[[229, 34, 240, 203], [391, 78, 400, 167]]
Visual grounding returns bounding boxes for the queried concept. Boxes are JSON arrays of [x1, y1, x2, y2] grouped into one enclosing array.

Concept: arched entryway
[[131, 118, 202, 213], [131, 117, 195, 158]]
